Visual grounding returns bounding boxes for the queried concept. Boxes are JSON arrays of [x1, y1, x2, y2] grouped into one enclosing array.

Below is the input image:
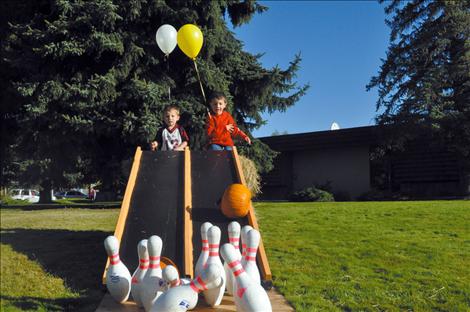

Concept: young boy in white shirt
[[150, 105, 189, 151]]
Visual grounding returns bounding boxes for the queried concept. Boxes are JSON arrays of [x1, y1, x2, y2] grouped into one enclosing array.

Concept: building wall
[[259, 152, 293, 200], [291, 146, 370, 199]]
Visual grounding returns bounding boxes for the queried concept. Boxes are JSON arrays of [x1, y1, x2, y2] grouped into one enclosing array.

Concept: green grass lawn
[[256, 201, 470, 311], [1, 208, 117, 311], [1, 201, 469, 311]]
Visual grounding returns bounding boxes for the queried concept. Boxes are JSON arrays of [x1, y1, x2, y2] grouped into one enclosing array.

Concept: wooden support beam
[[183, 147, 194, 278], [231, 147, 272, 281], [102, 147, 143, 284]]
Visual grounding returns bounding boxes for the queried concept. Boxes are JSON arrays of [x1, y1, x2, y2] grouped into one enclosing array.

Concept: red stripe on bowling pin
[[245, 247, 257, 262], [139, 258, 149, 269], [228, 260, 245, 277], [149, 256, 160, 269], [229, 237, 240, 248], [189, 276, 208, 293], [202, 239, 209, 251], [208, 244, 219, 257], [227, 259, 247, 298], [110, 253, 120, 265]]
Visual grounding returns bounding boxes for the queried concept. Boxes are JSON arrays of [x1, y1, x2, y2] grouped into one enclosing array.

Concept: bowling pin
[[220, 244, 272, 312], [162, 265, 190, 290], [241, 225, 253, 258], [140, 235, 165, 312], [131, 239, 149, 307], [194, 222, 212, 277], [203, 225, 225, 307], [224, 221, 241, 295], [242, 229, 261, 285], [150, 264, 222, 312], [104, 235, 132, 303]]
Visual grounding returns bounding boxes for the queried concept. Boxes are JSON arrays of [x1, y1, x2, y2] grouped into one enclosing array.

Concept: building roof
[[258, 125, 379, 152]]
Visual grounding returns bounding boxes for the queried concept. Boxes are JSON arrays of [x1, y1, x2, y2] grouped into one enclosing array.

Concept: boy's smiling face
[[164, 108, 180, 128], [210, 97, 227, 116]]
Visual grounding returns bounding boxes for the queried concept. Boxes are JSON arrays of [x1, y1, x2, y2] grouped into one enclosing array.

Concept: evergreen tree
[[1, 0, 308, 201], [367, 1, 470, 166]]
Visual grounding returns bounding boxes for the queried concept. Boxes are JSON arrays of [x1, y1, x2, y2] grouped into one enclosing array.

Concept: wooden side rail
[[183, 147, 194, 278], [102, 146, 143, 284], [231, 147, 272, 282]]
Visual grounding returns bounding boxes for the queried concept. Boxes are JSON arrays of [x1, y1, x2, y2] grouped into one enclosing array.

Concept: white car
[[10, 189, 40, 203]]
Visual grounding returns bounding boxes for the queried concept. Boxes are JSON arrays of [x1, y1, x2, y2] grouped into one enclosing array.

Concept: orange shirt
[[206, 111, 248, 147]]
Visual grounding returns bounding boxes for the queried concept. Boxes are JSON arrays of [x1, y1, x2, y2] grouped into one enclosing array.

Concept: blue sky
[[230, 1, 391, 138]]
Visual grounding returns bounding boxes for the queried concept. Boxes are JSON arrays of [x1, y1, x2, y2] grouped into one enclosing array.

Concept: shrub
[[289, 186, 335, 202]]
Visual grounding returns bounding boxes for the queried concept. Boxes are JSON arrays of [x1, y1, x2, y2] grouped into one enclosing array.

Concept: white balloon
[[156, 24, 177, 56]]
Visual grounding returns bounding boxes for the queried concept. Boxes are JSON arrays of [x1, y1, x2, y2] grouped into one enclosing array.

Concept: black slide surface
[[119, 151, 184, 271], [191, 151, 250, 265]]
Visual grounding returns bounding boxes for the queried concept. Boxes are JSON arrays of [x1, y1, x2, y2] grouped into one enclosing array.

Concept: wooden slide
[[102, 147, 272, 288]]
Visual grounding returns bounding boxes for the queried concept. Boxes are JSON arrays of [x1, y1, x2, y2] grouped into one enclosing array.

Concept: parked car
[[10, 189, 40, 203], [54, 191, 66, 198], [55, 190, 88, 199]]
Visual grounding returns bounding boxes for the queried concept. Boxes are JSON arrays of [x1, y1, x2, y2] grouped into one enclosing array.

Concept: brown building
[[259, 125, 469, 200]]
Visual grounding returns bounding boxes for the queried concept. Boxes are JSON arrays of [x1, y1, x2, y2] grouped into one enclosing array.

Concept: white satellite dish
[[330, 122, 340, 130]]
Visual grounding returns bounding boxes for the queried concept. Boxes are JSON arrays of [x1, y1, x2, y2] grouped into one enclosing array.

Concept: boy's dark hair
[[208, 91, 226, 103], [163, 104, 180, 115]]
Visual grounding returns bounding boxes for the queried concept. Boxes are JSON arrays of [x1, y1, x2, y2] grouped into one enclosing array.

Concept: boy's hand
[[245, 136, 252, 145], [150, 141, 158, 151], [226, 124, 234, 133]]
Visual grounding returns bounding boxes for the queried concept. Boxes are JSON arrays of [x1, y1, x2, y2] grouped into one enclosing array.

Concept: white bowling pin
[[140, 235, 165, 312], [241, 225, 253, 258], [195, 222, 212, 277], [203, 225, 225, 307], [162, 265, 190, 290], [220, 244, 272, 312], [242, 229, 261, 285], [131, 239, 149, 307], [150, 264, 222, 312], [224, 221, 241, 295], [104, 235, 132, 303]]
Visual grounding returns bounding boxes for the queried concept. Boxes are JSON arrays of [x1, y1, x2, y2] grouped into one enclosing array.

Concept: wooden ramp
[[99, 147, 285, 310], [95, 289, 294, 312], [103, 147, 271, 286]]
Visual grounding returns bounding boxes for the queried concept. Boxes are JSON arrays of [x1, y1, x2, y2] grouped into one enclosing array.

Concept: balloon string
[[165, 54, 170, 100], [193, 60, 208, 108]]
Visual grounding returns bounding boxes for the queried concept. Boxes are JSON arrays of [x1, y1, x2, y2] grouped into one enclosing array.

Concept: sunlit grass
[[255, 201, 470, 311], [1, 201, 469, 311]]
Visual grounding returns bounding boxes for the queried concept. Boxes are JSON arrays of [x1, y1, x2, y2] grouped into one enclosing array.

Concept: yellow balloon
[[177, 24, 203, 60]]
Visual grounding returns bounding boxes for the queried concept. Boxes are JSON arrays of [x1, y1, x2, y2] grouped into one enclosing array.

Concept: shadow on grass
[[1, 228, 111, 311], [0, 295, 97, 312]]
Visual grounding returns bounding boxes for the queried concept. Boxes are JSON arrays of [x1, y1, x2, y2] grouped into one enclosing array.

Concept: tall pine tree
[[1, 0, 308, 201], [367, 1, 470, 177]]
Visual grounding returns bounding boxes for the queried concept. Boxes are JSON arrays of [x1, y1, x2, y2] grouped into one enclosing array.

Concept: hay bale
[[239, 155, 261, 197]]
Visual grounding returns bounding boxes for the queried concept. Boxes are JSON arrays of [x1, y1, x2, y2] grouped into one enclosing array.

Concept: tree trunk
[[39, 179, 53, 203]]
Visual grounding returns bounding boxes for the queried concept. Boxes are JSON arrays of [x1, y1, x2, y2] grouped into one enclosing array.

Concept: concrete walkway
[[96, 288, 294, 311]]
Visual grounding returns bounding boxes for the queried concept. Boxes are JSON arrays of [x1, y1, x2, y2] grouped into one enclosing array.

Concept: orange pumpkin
[[221, 183, 251, 218]]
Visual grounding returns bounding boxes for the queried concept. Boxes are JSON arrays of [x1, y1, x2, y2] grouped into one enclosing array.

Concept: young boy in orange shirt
[[206, 92, 251, 151]]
